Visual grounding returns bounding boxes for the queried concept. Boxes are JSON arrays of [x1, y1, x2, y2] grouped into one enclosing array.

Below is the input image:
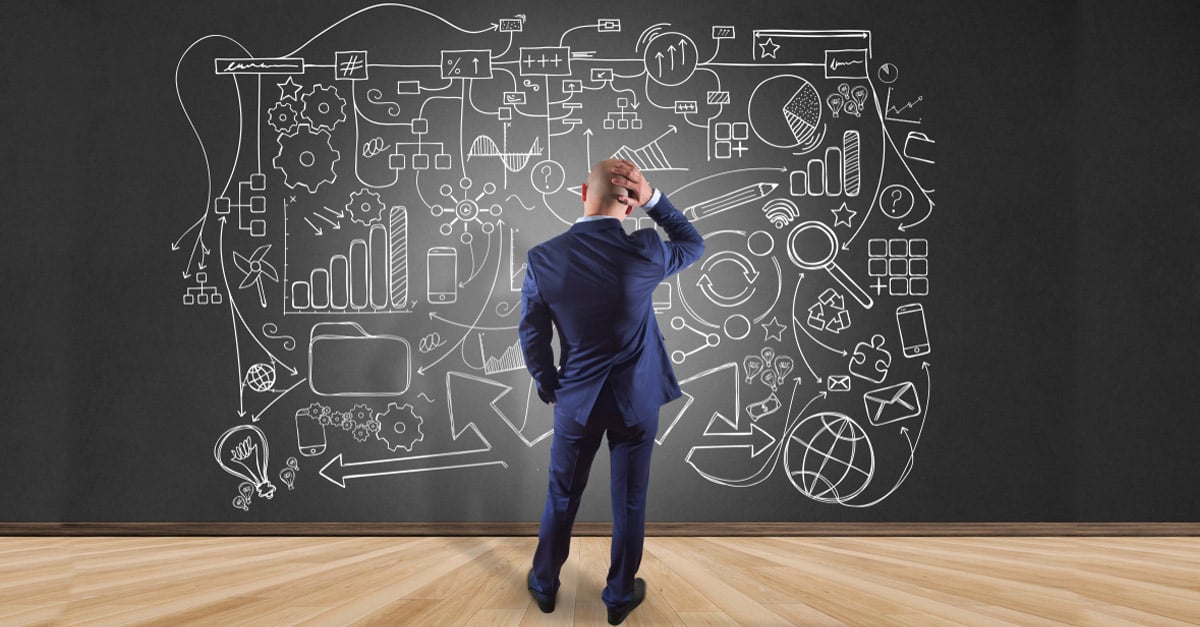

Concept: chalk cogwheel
[[352, 424, 371, 443], [300, 84, 346, 133], [346, 188, 386, 227], [267, 100, 300, 134], [273, 124, 340, 193], [349, 403, 373, 425], [375, 403, 424, 453]]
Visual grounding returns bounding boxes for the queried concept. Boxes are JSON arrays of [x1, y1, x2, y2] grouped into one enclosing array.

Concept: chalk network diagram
[[174, 5, 935, 512]]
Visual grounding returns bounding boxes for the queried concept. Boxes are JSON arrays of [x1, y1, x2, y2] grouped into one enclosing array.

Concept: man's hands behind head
[[609, 160, 653, 208]]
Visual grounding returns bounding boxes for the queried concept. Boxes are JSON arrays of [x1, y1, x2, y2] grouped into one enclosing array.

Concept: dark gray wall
[[2, 0, 1197, 522]]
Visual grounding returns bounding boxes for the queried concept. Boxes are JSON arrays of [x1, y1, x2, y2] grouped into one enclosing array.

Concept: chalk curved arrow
[[841, 362, 931, 507], [701, 251, 759, 283], [687, 381, 827, 488]]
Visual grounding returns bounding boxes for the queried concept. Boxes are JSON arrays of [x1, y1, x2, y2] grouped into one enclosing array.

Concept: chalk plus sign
[[538, 54, 548, 66], [524, 56, 534, 68], [871, 277, 887, 295], [551, 55, 561, 66], [732, 142, 748, 157]]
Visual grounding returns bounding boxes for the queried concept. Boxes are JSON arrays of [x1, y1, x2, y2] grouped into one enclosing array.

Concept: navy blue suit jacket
[[519, 194, 704, 427]]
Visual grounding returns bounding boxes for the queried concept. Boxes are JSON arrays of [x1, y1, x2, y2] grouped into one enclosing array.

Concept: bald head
[[583, 158, 630, 218]]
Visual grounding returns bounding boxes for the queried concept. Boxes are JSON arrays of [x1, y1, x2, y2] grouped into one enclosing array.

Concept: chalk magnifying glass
[[786, 220, 874, 309]]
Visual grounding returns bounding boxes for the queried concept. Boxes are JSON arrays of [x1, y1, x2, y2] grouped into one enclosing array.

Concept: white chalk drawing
[[261, 322, 297, 351], [426, 246, 458, 304], [877, 183, 915, 220], [375, 402, 425, 452], [232, 244, 279, 307], [669, 315, 721, 364], [710, 120, 749, 160], [895, 302, 931, 358], [308, 322, 411, 397], [761, 198, 800, 229], [807, 287, 852, 334], [827, 375, 851, 392], [279, 457, 300, 490], [214, 424, 276, 498], [677, 229, 783, 328], [849, 334, 891, 384], [903, 131, 935, 165], [878, 62, 924, 125], [683, 182, 776, 221], [866, 238, 929, 297], [786, 220, 873, 309], [175, 8, 934, 509], [612, 126, 685, 171], [294, 406, 327, 456], [783, 412, 874, 504], [863, 380, 920, 426]]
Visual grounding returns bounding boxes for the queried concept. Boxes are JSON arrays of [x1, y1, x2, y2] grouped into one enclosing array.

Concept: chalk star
[[758, 37, 780, 59], [831, 202, 857, 227], [277, 77, 302, 101], [761, 316, 787, 342]]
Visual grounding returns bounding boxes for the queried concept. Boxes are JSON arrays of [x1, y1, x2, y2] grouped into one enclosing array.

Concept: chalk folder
[[308, 322, 411, 397]]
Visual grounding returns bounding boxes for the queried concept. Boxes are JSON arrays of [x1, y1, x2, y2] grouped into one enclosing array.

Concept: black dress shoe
[[527, 568, 555, 613], [606, 578, 646, 625]]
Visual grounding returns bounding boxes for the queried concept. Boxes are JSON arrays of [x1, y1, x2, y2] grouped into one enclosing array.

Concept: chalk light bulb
[[214, 424, 276, 498]]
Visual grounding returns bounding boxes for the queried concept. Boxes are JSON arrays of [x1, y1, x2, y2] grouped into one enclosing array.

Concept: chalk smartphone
[[896, 303, 931, 358], [294, 408, 327, 457], [426, 247, 458, 304]]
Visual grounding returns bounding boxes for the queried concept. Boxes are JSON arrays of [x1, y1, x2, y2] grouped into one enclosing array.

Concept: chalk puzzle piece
[[849, 334, 891, 383]]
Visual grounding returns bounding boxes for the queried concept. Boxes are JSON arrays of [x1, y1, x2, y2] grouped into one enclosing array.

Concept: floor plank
[[0, 536, 1191, 625]]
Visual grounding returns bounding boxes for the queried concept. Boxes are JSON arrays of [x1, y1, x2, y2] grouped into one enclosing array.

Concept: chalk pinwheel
[[231, 244, 278, 308]]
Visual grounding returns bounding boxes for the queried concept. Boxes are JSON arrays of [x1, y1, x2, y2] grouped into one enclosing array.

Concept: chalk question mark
[[889, 188, 904, 208], [540, 164, 553, 187]]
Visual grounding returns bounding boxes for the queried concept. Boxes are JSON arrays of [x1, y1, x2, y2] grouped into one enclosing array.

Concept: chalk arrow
[[320, 372, 518, 488], [319, 453, 507, 488], [583, 128, 593, 170], [690, 422, 777, 458], [656, 362, 741, 449], [686, 383, 825, 488]]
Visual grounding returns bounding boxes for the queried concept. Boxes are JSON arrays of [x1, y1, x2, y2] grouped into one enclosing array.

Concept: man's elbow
[[688, 238, 706, 265]]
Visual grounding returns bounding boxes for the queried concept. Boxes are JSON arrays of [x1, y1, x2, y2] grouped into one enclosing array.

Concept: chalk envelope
[[309, 322, 411, 396], [863, 381, 921, 425], [827, 375, 851, 392]]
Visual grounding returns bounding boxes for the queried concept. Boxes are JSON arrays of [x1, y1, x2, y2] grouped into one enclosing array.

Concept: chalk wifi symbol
[[762, 198, 800, 229]]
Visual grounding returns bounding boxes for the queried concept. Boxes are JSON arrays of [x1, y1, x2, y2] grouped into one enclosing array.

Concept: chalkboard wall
[[2, 0, 1198, 524]]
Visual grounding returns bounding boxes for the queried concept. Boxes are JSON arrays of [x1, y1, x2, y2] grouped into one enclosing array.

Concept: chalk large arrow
[[687, 381, 827, 488], [319, 371, 516, 488], [689, 421, 777, 458], [493, 377, 556, 447], [656, 362, 741, 454], [319, 453, 508, 488]]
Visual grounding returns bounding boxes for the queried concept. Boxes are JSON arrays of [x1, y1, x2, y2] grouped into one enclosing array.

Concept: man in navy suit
[[520, 158, 703, 624]]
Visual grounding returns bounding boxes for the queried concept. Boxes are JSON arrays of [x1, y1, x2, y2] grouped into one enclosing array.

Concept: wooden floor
[[1, 536, 1198, 625]]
